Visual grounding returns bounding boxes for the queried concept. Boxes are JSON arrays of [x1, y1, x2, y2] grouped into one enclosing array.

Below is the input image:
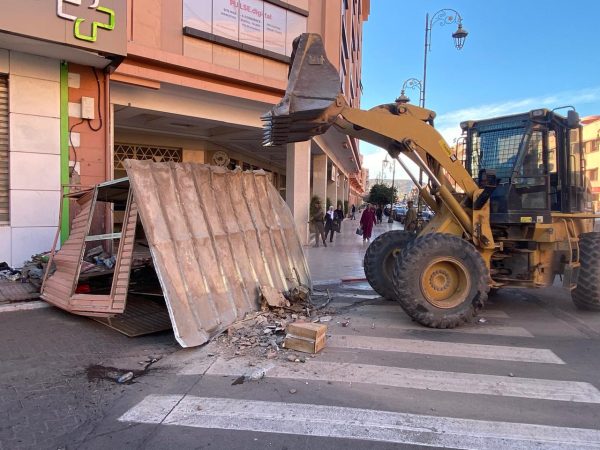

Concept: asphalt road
[[37, 280, 600, 450]]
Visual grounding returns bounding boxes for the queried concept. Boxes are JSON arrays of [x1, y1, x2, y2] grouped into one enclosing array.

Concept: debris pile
[[215, 285, 332, 360], [0, 253, 53, 303]]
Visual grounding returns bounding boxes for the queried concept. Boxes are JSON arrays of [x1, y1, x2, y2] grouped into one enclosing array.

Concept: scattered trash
[[341, 320, 350, 327], [319, 315, 332, 323], [289, 388, 297, 394], [478, 317, 487, 323], [231, 364, 274, 385], [371, 323, 375, 329], [508, 373, 515, 377], [116, 372, 134, 383]]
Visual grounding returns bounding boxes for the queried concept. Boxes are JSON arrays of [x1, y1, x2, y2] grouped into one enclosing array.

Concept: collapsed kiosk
[[41, 160, 311, 348]]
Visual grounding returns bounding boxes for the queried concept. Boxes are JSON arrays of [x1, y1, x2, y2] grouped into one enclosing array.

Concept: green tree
[[367, 183, 397, 206]]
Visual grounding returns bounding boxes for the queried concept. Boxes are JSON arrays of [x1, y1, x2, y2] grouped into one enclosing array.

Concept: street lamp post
[[388, 158, 396, 223], [422, 8, 468, 107]]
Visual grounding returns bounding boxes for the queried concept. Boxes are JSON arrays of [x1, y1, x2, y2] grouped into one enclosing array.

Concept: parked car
[[392, 206, 407, 223], [419, 208, 434, 222]]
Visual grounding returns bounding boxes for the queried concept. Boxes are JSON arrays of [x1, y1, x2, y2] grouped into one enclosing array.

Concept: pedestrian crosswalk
[[118, 296, 600, 449], [120, 395, 600, 449]]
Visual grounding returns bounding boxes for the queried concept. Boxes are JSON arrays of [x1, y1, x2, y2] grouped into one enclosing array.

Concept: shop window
[[0, 75, 8, 224], [587, 168, 598, 182], [183, 0, 307, 57]]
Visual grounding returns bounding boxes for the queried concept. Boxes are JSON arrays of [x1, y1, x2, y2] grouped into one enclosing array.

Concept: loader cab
[[462, 109, 585, 224]]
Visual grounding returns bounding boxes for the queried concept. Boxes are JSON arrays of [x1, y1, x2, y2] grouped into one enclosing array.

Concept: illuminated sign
[[57, 0, 115, 43]]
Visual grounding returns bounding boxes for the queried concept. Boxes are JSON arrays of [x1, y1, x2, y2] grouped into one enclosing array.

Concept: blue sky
[[360, 0, 600, 179]]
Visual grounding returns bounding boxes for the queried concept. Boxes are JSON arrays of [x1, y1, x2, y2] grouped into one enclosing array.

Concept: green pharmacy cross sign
[[57, 0, 115, 42]]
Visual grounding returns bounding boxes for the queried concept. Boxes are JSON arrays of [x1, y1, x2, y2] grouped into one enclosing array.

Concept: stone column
[[286, 141, 311, 244], [312, 153, 328, 206], [327, 164, 337, 208], [336, 174, 345, 209]]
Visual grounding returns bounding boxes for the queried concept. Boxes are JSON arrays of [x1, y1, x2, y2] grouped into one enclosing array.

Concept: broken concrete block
[[260, 285, 289, 308], [284, 322, 327, 354]]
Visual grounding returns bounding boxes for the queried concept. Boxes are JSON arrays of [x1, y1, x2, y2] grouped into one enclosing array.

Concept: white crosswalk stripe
[[329, 314, 534, 337], [326, 335, 562, 363], [205, 357, 600, 403], [120, 395, 600, 449]]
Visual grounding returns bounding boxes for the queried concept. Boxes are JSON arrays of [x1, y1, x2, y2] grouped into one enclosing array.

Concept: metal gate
[[114, 143, 183, 171]]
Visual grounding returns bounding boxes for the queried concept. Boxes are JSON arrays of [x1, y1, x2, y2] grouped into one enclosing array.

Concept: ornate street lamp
[[396, 77, 424, 107], [422, 8, 468, 107]]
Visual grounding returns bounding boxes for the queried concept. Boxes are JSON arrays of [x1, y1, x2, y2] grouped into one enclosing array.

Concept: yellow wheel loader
[[263, 34, 600, 328]]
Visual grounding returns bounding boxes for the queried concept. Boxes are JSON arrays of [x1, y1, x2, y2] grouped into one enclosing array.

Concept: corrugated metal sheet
[[124, 160, 311, 347]]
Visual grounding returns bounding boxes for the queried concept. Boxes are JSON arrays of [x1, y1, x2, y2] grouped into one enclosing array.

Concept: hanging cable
[[69, 118, 85, 177], [87, 68, 103, 132]]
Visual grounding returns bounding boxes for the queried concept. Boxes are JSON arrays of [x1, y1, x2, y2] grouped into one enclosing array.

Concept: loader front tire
[[393, 233, 489, 328], [364, 230, 414, 300], [572, 232, 600, 311]]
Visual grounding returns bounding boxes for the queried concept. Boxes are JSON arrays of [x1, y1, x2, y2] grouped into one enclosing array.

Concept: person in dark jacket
[[334, 204, 344, 233], [351, 204, 356, 220], [324, 206, 337, 243], [375, 206, 383, 224]]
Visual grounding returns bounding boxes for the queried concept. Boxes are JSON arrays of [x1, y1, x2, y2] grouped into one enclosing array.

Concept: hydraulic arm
[[263, 33, 494, 248]]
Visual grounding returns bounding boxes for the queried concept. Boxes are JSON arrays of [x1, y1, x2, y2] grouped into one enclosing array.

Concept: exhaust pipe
[[262, 33, 344, 146]]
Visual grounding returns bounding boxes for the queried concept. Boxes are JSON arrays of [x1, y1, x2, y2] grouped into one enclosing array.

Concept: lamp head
[[452, 23, 468, 49], [395, 89, 411, 104]]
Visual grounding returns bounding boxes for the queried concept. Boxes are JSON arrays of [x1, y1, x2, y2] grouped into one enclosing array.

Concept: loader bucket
[[262, 33, 342, 146]]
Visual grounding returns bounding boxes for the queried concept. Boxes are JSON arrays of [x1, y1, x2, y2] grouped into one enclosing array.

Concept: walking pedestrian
[[404, 200, 418, 232], [375, 206, 383, 224], [351, 204, 356, 220], [324, 206, 337, 243], [310, 200, 327, 247], [334, 204, 344, 233], [360, 204, 377, 242]]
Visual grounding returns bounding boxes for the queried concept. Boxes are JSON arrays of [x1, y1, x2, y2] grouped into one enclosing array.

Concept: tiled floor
[[304, 212, 403, 284]]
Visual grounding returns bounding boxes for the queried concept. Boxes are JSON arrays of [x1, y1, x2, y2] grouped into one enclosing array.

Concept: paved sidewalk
[[304, 212, 403, 284]]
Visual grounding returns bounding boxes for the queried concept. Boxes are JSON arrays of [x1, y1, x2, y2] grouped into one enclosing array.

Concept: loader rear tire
[[392, 233, 489, 328], [572, 232, 600, 311], [364, 230, 414, 300]]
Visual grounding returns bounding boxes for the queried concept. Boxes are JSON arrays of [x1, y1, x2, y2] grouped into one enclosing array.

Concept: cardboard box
[[284, 322, 327, 354]]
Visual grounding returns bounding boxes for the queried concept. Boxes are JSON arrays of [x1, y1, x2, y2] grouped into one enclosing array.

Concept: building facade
[[0, 0, 369, 266], [582, 115, 600, 211]]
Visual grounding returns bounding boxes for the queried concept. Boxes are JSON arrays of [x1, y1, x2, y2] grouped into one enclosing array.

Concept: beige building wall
[[112, 0, 369, 243], [583, 116, 600, 209], [0, 50, 61, 267]]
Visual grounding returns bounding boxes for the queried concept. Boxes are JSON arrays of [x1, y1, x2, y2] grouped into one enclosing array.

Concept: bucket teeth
[[261, 33, 342, 147]]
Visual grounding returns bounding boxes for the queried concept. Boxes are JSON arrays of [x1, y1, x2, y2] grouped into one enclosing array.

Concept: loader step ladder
[[562, 219, 580, 290]]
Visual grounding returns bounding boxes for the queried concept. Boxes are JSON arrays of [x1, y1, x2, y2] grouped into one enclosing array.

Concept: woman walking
[[360, 204, 377, 242]]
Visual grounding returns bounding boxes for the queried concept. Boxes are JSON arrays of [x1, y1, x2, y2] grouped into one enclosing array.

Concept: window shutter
[[0, 75, 8, 223]]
